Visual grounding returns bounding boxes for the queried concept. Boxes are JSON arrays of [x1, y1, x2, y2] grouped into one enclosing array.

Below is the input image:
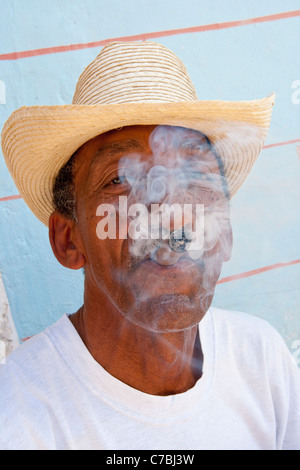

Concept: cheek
[[77, 195, 129, 262], [90, 218, 128, 280], [183, 183, 224, 211], [203, 220, 232, 268]]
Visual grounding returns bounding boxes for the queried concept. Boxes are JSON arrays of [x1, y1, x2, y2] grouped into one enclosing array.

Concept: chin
[[119, 292, 211, 333]]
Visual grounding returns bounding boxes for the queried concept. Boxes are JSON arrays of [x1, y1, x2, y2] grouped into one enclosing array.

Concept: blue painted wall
[[0, 1, 299, 359]]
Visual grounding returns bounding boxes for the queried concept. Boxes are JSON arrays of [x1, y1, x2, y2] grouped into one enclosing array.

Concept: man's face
[[73, 125, 232, 332]]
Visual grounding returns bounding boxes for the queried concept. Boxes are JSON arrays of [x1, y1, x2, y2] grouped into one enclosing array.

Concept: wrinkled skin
[[49, 125, 232, 395]]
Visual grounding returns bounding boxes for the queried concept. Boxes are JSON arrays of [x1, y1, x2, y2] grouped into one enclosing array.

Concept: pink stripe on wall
[[0, 195, 22, 202], [263, 138, 300, 149], [217, 260, 300, 284], [0, 10, 299, 61]]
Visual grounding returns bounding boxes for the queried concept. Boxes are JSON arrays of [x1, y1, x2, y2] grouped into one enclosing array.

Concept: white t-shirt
[[0, 307, 299, 450]]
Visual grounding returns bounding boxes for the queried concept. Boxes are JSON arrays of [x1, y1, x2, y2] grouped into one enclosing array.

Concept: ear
[[49, 211, 86, 270]]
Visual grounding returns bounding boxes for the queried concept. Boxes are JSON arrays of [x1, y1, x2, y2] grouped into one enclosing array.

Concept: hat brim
[[1, 94, 275, 226]]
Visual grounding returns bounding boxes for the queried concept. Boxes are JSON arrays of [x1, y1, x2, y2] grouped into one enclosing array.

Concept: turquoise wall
[[0, 1, 299, 360]]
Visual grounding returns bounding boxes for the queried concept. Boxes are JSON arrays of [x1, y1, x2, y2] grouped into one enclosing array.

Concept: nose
[[147, 166, 196, 260], [152, 228, 193, 266]]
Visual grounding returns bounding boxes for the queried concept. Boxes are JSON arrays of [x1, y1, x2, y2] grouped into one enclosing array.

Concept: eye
[[183, 170, 207, 181], [110, 175, 126, 185], [190, 171, 204, 179], [193, 172, 211, 181]]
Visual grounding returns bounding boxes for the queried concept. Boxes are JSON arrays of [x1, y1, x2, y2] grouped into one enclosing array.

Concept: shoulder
[[0, 315, 68, 381], [208, 306, 295, 373], [209, 306, 284, 344], [208, 307, 300, 449], [0, 315, 69, 449]]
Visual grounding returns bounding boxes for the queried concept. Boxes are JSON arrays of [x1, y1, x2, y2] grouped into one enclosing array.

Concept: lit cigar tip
[[169, 229, 192, 253]]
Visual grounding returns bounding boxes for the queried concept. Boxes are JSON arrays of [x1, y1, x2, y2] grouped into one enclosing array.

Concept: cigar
[[151, 229, 193, 266], [168, 228, 192, 253]]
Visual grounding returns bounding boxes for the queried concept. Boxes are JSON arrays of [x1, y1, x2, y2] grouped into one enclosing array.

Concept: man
[[0, 41, 299, 450]]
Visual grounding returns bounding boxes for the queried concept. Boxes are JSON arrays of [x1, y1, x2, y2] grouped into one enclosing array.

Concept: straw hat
[[1, 41, 275, 226]]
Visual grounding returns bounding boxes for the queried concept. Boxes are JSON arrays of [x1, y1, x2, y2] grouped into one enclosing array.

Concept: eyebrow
[[90, 138, 148, 172], [86, 133, 229, 198]]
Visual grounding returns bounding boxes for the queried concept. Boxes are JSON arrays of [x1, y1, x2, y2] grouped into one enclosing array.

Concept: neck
[[70, 293, 203, 396]]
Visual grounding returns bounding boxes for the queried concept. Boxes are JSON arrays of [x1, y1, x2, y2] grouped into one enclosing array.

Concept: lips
[[125, 248, 207, 303], [152, 244, 182, 266], [136, 256, 205, 277]]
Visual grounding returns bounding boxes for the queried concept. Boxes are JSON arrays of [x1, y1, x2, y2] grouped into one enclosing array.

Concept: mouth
[[126, 255, 207, 306], [134, 256, 205, 277], [127, 234, 205, 272], [126, 222, 206, 275]]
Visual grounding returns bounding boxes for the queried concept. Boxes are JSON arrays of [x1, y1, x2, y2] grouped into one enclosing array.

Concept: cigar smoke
[[100, 124, 243, 334], [92, 121, 265, 351], [117, 125, 231, 268]]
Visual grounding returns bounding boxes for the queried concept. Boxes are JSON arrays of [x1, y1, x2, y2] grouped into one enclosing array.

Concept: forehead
[[89, 124, 207, 148], [72, 125, 228, 204], [75, 124, 214, 173]]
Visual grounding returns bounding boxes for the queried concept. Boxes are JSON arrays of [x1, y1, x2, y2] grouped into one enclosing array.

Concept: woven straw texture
[[1, 41, 275, 226]]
